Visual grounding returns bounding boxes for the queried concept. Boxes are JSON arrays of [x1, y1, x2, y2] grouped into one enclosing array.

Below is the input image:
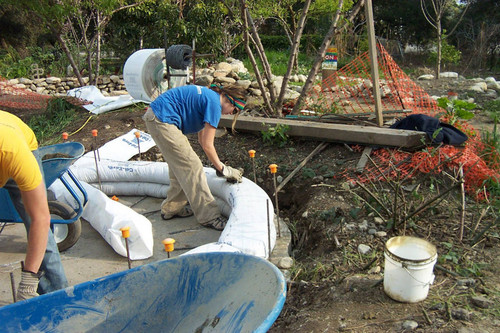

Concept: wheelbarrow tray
[[0, 252, 286, 332], [39, 142, 85, 188]]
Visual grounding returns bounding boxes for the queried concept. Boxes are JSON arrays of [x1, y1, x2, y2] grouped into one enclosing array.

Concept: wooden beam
[[219, 115, 427, 148], [365, 0, 384, 127]]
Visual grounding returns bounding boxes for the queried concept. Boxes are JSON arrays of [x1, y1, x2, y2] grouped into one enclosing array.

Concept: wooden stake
[[274, 142, 328, 196]]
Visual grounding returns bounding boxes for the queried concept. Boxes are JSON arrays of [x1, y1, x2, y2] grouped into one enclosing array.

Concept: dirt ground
[[5, 76, 500, 332]]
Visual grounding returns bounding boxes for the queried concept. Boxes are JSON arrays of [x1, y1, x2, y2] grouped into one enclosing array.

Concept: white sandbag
[[73, 129, 156, 164], [182, 243, 242, 256], [206, 169, 276, 258], [49, 180, 153, 260], [71, 159, 169, 185], [89, 181, 168, 198]]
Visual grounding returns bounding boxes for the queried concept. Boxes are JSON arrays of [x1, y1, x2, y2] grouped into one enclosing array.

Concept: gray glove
[[217, 163, 243, 183], [17, 270, 40, 301]]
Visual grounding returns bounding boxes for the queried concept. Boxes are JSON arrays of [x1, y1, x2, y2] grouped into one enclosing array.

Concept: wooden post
[[364, 0, 384, 127]]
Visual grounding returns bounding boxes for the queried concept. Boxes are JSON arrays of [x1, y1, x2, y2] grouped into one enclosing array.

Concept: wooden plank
[[219, 115, 427, 148], [356, 146, 373, 174]]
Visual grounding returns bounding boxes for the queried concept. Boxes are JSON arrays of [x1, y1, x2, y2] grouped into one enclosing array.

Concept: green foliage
[[0, 45, 69, 79], [301, 167, 316, 179], [428, 38, 462, 67], [27, 98, 81, 145], [0, 51, 33, 78], [479, 100, 500, 170], [261, 123, 290, 147], [437, 97, 476, 125], [242, 50, 315, 77]]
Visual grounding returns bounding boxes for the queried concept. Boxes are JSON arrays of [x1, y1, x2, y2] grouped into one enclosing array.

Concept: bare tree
[[420, 0, 470, 78], [291, 0, 365, 115]]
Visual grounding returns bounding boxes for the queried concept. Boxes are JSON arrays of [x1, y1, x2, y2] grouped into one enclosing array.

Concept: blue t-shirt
[[150, 85, 221, 134]]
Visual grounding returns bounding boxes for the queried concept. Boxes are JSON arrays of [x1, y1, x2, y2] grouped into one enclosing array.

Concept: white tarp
[[67, 86, 141, 114]]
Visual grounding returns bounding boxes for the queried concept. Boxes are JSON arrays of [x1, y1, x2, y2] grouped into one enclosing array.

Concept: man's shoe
[[161, 205, 194, 220]]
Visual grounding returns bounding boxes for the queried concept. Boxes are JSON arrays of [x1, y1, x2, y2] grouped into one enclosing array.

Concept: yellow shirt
[[0, 110, 42, 191]]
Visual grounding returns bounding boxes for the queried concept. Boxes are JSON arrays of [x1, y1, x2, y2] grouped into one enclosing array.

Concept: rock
[[471, 295, 494, 309], [215, 76, 236, 85], [357, 244, 371, 254], [368, 266, 381, 274], [46, 77, 61, 84], [195, 75, 214, 86], [468, 82, 488, 93], [417, 74, 434, 80], [235, 79, 251, 90], [284, 89, 300, 101], [439, 71, 459, 78], [375, 231, 387, 237], [358, 220, 369, 231], [457, 278, 476, 287], [110, 75, 120, 83], [215, 62, 233, 73], [486, 81, 500, 92], [19, 77, 32, 85], [402, 320, 418, 330], [373, 217, 384, 224], [212, 70, 229, 80], [452, 308, 472, 321], [278, 257, 294, 269]]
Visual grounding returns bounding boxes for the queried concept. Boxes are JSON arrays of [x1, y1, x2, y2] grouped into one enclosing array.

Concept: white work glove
[[217, 163, 243, 183], [16, 270, 41, 301]]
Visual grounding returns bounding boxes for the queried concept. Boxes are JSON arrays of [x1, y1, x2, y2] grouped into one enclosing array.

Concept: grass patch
[[27, 97, 83, 145], [242, 50, 315, 77]]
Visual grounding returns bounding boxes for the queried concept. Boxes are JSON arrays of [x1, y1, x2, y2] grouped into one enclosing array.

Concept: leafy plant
[[437, 97, 476, 125], [428, 37, 462, 68], [27, 97, 81, 145], [302, 167, 316, 179], [261, 123, 290, 147]]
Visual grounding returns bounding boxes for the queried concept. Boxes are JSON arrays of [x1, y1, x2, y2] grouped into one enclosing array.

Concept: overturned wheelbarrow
[[0, 252, 287, 332]]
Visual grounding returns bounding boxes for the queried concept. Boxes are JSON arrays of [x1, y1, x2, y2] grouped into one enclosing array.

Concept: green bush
[[428, 38, 461, 67]]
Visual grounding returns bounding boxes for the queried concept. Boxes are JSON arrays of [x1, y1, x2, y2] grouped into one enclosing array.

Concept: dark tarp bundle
[[390, 114, 468, 145]]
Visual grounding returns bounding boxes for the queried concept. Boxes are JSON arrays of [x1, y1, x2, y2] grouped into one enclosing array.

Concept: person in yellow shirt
[[0, 110, 68, 301]]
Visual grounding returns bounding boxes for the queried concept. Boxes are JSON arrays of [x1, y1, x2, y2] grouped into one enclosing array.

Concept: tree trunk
[[436, 19, 442, 79], [239, 0, 272, 116], [246, 8, 276, 102], [95, 11, 102, 84], [56, 33, 84, 86], [276, 0, 313, 112], [291, 0, 350, 115]]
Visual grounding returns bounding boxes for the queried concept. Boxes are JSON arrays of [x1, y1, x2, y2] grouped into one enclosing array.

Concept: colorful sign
[[322, 47, 338, 70]]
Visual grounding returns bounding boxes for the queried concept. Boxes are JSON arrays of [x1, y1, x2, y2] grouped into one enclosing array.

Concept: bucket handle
[[402, 264, 435, 286]]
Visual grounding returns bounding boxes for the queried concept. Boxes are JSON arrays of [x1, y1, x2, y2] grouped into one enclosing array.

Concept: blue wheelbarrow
[[0, 252, 287, 332], [0, 142, 88, 251]]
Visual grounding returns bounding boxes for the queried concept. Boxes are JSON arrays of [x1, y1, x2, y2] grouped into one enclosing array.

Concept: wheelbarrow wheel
[[48, 201, 82, 252]]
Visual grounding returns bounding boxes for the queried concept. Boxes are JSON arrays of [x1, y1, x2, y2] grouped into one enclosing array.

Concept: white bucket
[[383, 236, 437, 303]]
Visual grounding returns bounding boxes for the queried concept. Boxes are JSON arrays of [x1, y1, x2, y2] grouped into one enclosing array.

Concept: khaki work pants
[[143, 108, 220, 224]]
